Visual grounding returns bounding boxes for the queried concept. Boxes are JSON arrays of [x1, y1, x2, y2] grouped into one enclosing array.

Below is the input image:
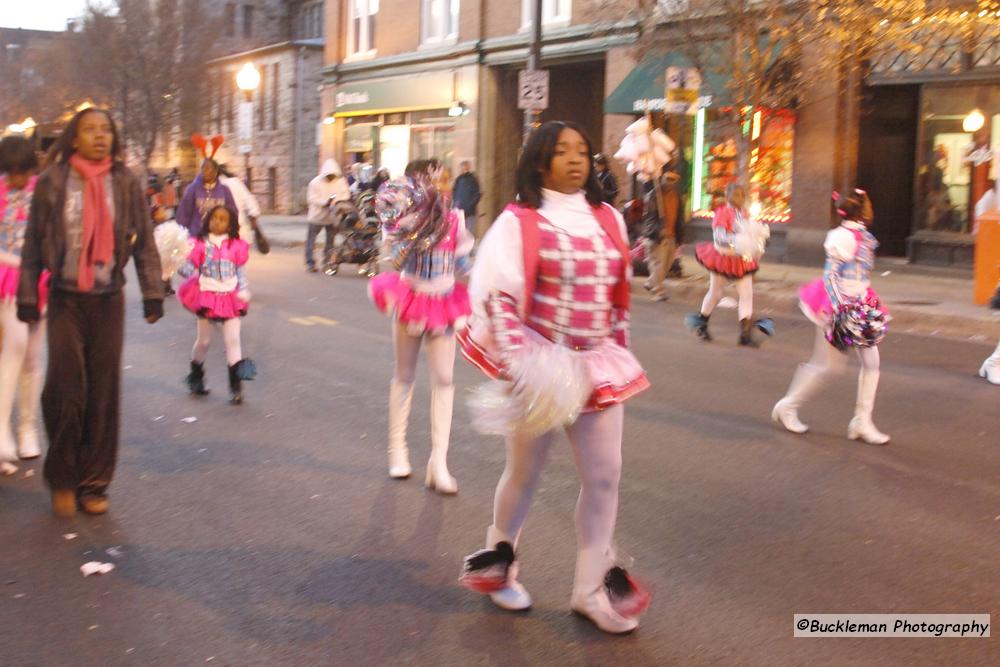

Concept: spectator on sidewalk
[[642, 162, 684, 302], [218, 165, 262, 244], [452, 161, 481, 233], [594, 154, 619, 205], [305, 159, 351, 273]]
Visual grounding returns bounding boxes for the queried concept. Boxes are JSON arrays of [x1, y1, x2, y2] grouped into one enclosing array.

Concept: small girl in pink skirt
[[369, 159, 473, 493], [773, 189, 891, 444], [0, 136, 49, 474], [177, 205, 256, 405], [687, 183, 772, 345]]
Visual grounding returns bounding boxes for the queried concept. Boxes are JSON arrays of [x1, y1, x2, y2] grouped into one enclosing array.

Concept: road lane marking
[[289, 316, 340, 327]]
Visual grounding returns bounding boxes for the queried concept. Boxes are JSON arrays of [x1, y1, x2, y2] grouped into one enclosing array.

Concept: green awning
[[604, 51, 732, 115]]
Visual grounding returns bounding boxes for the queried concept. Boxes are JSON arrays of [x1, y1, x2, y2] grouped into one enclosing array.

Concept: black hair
[[218, 164, 234, 178], [0, 135, 39, 174], [47, 107, 123, 164], [594, 153, 609, 167], [404, 158, 439, 179], [834, 188, 873, 226], [198, 205, 240, 240], [516, 121, 604, 209]]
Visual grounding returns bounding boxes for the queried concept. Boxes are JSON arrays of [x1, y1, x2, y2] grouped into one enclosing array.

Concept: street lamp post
[[236, 63, 261, 187]]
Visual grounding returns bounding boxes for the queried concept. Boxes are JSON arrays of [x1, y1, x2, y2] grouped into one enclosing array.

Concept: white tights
[[701, 272, 754, 321], [392, 321, 455, 387], [0, 301, 45, 447], [191, 318, 242, 366], [804, 326, 880, 375], [492, 404, 624, 555]]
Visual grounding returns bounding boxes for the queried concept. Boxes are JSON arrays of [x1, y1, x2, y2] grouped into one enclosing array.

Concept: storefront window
[[693, 107, 794, 223], [410, 111, 456, 177], [917, 84, 1000, 234]]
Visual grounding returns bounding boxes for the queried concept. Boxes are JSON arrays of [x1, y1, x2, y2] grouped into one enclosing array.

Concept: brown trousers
[[42, 291, 125, 499]]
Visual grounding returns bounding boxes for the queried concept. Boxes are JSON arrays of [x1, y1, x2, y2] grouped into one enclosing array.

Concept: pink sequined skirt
[[0, 265, 49, 310], [178, 277, 247, 320], [369, 271, 471, 336], [798, 278, 885, 327]]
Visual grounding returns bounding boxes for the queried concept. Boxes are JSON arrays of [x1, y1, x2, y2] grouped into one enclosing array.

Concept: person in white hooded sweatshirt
[[219, 166, 262, 244], [306, 159, 351, 272]]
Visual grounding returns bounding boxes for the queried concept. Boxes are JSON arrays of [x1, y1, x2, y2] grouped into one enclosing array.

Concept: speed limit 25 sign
[[518, 69, 550, 111]]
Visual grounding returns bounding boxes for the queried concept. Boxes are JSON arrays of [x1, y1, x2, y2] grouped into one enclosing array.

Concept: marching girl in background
[[177, 205, 257, 405], [772, 188, 891, 445], [369, 159, 473, 494], [0, 136, 47, 474], [457, 122, 651, 634], [686, 182, 773, 346]]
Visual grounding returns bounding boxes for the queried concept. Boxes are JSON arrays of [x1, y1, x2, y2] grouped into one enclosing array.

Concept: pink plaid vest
[[523, 216, 624, 349]]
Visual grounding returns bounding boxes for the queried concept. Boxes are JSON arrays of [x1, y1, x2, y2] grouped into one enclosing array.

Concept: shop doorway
[[489, 59, 607, 216], [857, 85, 919, 256]]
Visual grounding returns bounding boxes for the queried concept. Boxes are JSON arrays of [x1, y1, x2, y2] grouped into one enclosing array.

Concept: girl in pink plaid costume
[[457, 122, 651, 634], [0, 137, 49, 473], [369, 159, 473, 495]]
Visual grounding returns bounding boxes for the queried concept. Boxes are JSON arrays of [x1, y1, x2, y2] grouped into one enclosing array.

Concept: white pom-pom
[[153, 221, 194, 280], [468, 341, 590, 439]]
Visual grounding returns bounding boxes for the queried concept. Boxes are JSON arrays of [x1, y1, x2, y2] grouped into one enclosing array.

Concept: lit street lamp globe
[[236, 63, 261, 92]]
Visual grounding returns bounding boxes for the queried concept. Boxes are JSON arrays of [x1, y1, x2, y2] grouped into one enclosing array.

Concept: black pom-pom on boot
[[685, 312, 712, 341], [185, 361, 210, 396], [228, 359, 258, 405]]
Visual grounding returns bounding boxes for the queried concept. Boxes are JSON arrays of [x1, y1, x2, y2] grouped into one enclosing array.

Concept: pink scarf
[[69, 154, 114, 291]]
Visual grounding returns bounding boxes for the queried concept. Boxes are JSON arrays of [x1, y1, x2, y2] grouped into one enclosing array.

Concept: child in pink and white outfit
[[457, 122, 651, 634], [369, 159, 473, 494], [178, 205, 256, 405], [0, 136, 48, 474], [773, 189, 891, 445]]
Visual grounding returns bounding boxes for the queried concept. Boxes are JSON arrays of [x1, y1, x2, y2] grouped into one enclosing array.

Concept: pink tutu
[[458, 318, 649, 412], [178, 276, 247, 320], [0, 265, 49, 310], [369, 271, 471, 335], [695, 243, 758, 279], [798, 278, 886, 327]]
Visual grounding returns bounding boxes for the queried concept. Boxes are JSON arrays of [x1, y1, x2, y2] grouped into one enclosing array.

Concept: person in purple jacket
[[176, 158, 237, 235]]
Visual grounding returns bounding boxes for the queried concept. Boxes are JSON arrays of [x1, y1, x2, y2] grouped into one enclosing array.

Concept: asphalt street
[[1, 248, 997, 666]]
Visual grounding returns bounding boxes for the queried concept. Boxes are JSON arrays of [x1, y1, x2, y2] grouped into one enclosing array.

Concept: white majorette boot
[[459, 525, 532, 611], [571, 547, 649, 634], [772, 363, 825, 434], [0, 352, 20, 475], [848, 370, 890, 445], [387, 380, 414, 478], [425, 383, 458, 495], [978, 342, 1000, 385], [16, 366, 42, 459]]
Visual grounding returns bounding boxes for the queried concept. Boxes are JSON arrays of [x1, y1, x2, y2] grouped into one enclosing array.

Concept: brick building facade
[[150, 0, 326, 213]]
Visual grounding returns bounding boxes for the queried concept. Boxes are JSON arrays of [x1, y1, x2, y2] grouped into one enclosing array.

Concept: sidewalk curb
[[648, 277, 999, 343]]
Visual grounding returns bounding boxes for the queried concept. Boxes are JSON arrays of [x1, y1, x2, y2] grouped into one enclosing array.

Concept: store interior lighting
[[963, 108, 986, 132]]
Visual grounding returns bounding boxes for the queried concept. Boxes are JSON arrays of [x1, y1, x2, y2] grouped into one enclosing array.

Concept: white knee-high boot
[[425, 383, 457, 495], [388, 380, 414, 478], [848, 370, 890, 444], [772, 363, 826, 434], [0, 348, 22, 469], [979, 342, 1000, 385], [571, 547, 639, 634], [16, 366, 43, 459]]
